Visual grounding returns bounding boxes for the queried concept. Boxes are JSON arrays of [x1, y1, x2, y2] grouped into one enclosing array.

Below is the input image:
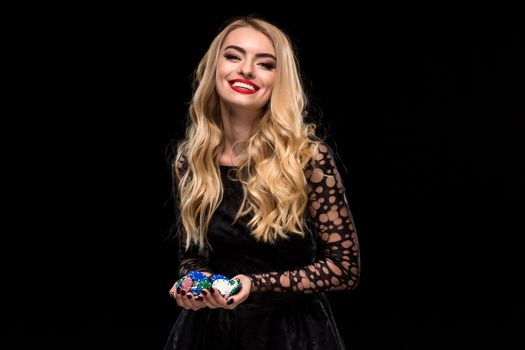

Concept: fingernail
[[176, 288, 181, 294], [210, 288, 215, 294], [201, 290, 207, 296], [187, 295, 192, 299], [195, 296, 203, 301], [227, 299, 233, 305], [180, 290, 186, 296]]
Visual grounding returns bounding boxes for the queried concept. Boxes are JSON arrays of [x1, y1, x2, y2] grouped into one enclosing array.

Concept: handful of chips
[[175, 271, 242, 298]]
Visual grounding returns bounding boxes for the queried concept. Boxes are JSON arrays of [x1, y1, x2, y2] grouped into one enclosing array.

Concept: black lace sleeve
[[174, 154, 213, 277], [246, 143, 360, 293]]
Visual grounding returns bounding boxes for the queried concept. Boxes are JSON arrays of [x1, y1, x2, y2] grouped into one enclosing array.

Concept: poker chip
[[187, 271, 208, 282], [210, 274, 229, 282], [175, 271, 210, 295], [175, 271, 242, 297], [211, 277, 242, 298]]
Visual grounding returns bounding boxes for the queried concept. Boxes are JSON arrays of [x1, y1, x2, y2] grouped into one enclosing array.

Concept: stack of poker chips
[[175, 271, 212, 295], [210, 274, 242, 298], [175, 271, 242, 298]]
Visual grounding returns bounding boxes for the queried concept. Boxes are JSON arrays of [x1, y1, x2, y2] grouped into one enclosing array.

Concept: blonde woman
[[165, 16, 360, 350]]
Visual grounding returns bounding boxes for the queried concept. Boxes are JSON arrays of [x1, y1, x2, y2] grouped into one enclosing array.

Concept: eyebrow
[[224, 45, 276, 61]]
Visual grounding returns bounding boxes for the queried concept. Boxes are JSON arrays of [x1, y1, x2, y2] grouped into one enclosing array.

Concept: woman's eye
[[225, 54, 240, 60], [259, 62, 275, 70]]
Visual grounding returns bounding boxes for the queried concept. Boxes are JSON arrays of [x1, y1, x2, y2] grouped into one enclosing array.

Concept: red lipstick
[[228, 79, 260, 94]]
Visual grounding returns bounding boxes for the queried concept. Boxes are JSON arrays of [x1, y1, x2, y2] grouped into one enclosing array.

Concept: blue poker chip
[[187, 271, 208, 282], [210, 274, 229, 282], [190, 285, 202, 295]]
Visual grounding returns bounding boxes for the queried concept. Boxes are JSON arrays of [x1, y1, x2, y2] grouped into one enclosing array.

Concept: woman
[[165, 16, 360, 350]]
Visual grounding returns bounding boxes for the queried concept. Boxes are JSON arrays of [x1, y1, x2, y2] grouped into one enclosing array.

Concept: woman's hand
[[169, 273, 253, 311], [219, 274, 253, 309], [169, 271, 213, 311]]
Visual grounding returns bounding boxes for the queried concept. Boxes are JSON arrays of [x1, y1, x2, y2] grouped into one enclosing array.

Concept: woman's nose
[[239, 62, 254, 78]]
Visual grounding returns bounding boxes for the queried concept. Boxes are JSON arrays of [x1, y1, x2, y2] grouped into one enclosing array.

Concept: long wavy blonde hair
[[174, 17, 323, 254]]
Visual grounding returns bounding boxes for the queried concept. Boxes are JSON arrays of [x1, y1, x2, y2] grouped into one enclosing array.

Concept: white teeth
[[232, 82, 255, 91]]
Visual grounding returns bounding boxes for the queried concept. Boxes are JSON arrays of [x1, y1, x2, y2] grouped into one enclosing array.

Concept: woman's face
[[215, 27, 276, 111]]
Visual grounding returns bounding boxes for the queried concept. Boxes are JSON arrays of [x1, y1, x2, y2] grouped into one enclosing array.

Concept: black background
[[11, 7, 524, 350]]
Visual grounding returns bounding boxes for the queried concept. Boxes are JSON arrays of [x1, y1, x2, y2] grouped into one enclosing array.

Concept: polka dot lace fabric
[[245, 144, 360, 293]]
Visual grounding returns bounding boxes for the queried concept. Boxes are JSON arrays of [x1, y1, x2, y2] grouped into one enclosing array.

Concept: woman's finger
[[199, 287, 223, 309], [183, 293, 203, 311]]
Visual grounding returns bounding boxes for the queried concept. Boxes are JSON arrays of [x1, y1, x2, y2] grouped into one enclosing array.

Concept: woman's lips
[[228, 79, 260, 95]]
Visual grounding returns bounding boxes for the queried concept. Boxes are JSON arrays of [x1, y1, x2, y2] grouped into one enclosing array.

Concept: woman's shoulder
[[313, 140, 334, 157], [305, 140, 336, 170]]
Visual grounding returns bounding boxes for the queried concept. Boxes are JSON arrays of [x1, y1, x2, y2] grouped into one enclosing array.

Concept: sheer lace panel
[[174, 154, 213, 277], [246, 144, 360, 293]]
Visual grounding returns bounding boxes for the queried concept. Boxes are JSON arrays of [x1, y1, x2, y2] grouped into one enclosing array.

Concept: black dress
[[164, 144, 360, 350]]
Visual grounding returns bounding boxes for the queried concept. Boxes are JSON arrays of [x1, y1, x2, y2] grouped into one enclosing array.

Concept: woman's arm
[[246, 143, 360, 293]]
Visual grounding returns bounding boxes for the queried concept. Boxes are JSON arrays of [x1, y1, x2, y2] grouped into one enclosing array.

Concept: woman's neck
[[220, 108, 260, 165]]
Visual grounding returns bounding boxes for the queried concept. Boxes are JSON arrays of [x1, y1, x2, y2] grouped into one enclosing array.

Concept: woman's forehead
[[222, 27, 275, 55]]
